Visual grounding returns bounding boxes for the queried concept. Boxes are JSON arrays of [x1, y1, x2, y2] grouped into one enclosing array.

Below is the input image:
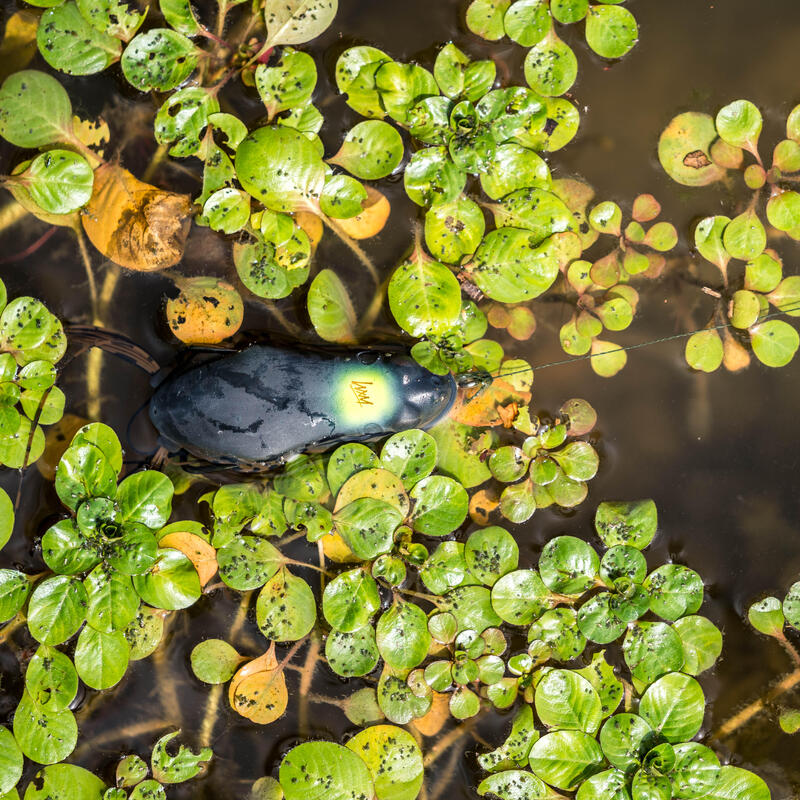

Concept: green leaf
[[585, 5, 638, 59], [715, 100, 762, 152], [528, 731, 604, 791], [577, 592, 627, 644], [125, 605, 165, 660], [729, 289, 761, 329], [429, 418, 492, 488], [524, 31, 577, 97], [255, 567, 316, 640], [22, 765, 105, 800], [74, 626, 130, 690], [334, 497, 403, 559], [0, 726, 22, 795], [346, 725, 423, 800], [598, 713, 653, 770], [202, 187, 250, 233], [280, 741, 374, 800], [639, 672, 705, 742], [76, 0, 143, 39], [424, 196, 485, 263], [380, 430, 437, 490], [116, 471, 173, 529], [236, 126, 325, 212], [263, 0, 338, 49], [658, 112, 726, 187], [410, 475, 468, 536], [132, 548, 201, 610], [574, 770, 630, 800], [323, 568, 380, 632], [191, 639, 242, 684], [722, 210, 765, 260], [466, 0, 511, 40], [325, 626, 379, 677], [477, 770, 550, 800], [748, 595, 785, 637], [644, 564, 703, 621], [388, 248, 461, 337], [107, 526, 158, 576], [623, 621, 684, 684], [24, 644, 77, 713], [750, 319, 799, 367], [330, 120, 403, 180], [335, 46, 392, 119], [696, 766, 770, 800], [0, 70, 73, 148], [326, 444, 380, 497], [465, 526, 519, 586], [478, 705, 539, 773], [71, 422, 123, 472], [38, 2, 121, 75], [306, 270, 356, 344], [376, 598, 431, 670], [0, 297, 66, 366], [13, 690, 77, 764], [490, 569, 550, 626], [444, 584, 502, 633], [217, 534, 282, 590], [470, 228, 559, 303], [319, 174, 367, 219], [783, 580, 800, 630], [481, 144, 550, 201], [159, 0, 200, 34], [121, 29, 198, 91], [0, 489, 12, 551], [129, 781, 166, 800], [672, 615, 722, 675], [505, 0, 550, 46], [766, 275, 800, 316], [527, 607, 586, 660], [27, 575, 87, 645], [85, 565, 139, 633], [18, 150, 93, 215], [539, 535, 599, 594], [256, 48, 316, 120], [685, 330, 724, 373], [576, 651, 623, 718], [151, 731, 212, 784], [404, 146, 466, 206], [535, 669, 603, 734], [767, 190, 800, 232], [375, 62, 438, 126], [155, 88, 219, 158]]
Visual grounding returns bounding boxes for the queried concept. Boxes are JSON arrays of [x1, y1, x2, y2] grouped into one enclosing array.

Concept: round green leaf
[[0, 569, 30, 623], [132, 548, 201, 610], [478, 769, 550, 800], [125, 605, 165, 660], [644, 565, 704, 621], [599, 713, 653, 770], [523, 32, 577, 97], [319, 174, 367, 219], [466, 0, 511, 40], [375, 62, 438, 126], [190, 639, 241, 684], [279, 742, 374, 800], [346, 725, 423, 800], [255, 48, 317, 120], [323, 568, 380, 632], [723, 210, 765, 260], [658, 112, 726, 187], [0, 726, 22, 794], [696, 766, 770, 800], [575, 769, 630, 800], [217, 534, 282, 590], [424, 196, 485, 263], [622, 622, 684, 684], [505, 0, 551, 46], [748, 595, 785, 637], [685, 330, 724, 373], [585, 5, 638, 59], [84, 565, 139, 633], [403, 146, 465, 206], [527, 607, 586, 661], [465, 526, 519, 586], [410, 475, 469, 536], [13, 690, 77, 764], [750, 319, 799, 367], [73, 626, 130, 690], [376, 599, 431, 670], [535, 669, 603, 734], [330, 121, 403, 180], [255, 567, 316, 641], [0, 70, 73, 148], [38, 2, 121, 75], [639, 672, 705, 742], [380, 429, 437, 489], [715, 100, 762, 151], [528, 731, 604, 791], [23, 765, 105, 800], [121, 29, 197, 91], [539, 535, 599, 594], [27, 576, 87, 645], [19, 150, 93, 215], [671, 743, 720, 799], [307, 270, 357, 343], [334, 498, 403, 560], [594, 500, 657, 550], [325, 626, 379, 677], [481, 143, 550, 200], [491, 569, 551, 626]]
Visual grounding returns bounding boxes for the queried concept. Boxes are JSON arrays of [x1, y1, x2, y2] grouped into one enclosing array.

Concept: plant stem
[[319, 213, 380, 284], [76, 230, 102, 420], [712, 667, 800, 740], [778, 633, 800, 667], [152, 614, 182, 725], [297, 633, 320, 736], [0, 613, 25, 645], [283, 557, 332, 576], [422, 716, 481, 768]]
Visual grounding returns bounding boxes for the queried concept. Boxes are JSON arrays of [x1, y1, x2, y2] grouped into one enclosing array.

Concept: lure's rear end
[[149, 345, 457, 467]]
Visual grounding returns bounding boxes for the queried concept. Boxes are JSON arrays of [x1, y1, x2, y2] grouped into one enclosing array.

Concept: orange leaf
[[451, 379, 531, 428], [229, 645, 288, 725], [81, 163, 192, 271], [159, 532, 218, 587], [469, 487, 500, 526], [335, 187, 390, 240], [411, 691, 450, 737], [294, 210, 323, 250], [165, 276, 243, 345]]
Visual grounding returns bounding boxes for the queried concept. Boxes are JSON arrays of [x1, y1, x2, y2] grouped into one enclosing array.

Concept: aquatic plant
[[659, 100, 800, 371], [0, 278, 66, 468]]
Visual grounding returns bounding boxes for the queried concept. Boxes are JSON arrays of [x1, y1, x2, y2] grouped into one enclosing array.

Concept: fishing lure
[[149, 344, 457, 468]]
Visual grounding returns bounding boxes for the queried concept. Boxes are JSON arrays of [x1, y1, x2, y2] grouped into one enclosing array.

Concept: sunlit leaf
[[523, 31, 577, 97], [165, 277, 243, 345], [585, 5, 638, 59], [264, 0, 337, 49], [658, 112, 727, 187], [528, 731, 604, 790], [121, 28, 197, 91]]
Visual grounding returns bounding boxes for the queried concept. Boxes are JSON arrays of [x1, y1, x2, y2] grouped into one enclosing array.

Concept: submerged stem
[[422, 716, 481, 768], [297, 633, 320, 736], [319, 213, 380, 284], [712, 667, 800, 740]]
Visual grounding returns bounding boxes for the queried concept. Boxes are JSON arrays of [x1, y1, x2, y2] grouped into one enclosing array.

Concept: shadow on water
[[2, 0, 800, 797]]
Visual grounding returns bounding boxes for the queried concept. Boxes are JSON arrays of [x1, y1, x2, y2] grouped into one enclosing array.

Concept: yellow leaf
[[81, 163, 192, 271], [0, 11, 38, 83], [294, 210, 323, 250], [72, 115, 110, 166], [321, 531, 361, 563], [159, 532, 218, 587], [469, 487, 499, 526], [165, 276, 244, 345], [335, 187, 390, 240], [228, 645, 288, 725]]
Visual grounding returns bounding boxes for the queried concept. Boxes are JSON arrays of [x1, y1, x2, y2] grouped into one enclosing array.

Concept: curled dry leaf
[[81, 163, 192, 271], [469, 487, 500, 526], [160, 532, 218, 587], [335, 187, 390, 240], [229, 644, 288, 725], [166, 277, 244, 345]]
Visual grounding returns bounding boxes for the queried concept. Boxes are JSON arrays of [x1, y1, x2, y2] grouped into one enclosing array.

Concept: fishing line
[[481, 298, 800, 383]]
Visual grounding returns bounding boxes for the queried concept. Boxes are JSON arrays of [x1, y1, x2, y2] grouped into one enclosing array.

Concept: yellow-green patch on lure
[[149, 345, 457, 469]]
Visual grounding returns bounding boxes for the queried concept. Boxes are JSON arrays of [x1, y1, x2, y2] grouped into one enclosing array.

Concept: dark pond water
[[2, 0, 800, 797]]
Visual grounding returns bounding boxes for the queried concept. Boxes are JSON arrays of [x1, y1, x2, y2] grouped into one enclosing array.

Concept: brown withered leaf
[[451, 379, 531, 428], [81, 163, 192, 271], [228, 644, 288, 725], [683, 149, 711, 169], [159, 532, 218, 587]]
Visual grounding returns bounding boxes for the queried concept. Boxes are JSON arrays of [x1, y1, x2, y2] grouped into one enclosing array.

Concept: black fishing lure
[[149, 344, 457, 468]]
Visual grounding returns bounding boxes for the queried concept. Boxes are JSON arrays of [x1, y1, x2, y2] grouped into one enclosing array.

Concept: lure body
[[149, 344, 457, 468]]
